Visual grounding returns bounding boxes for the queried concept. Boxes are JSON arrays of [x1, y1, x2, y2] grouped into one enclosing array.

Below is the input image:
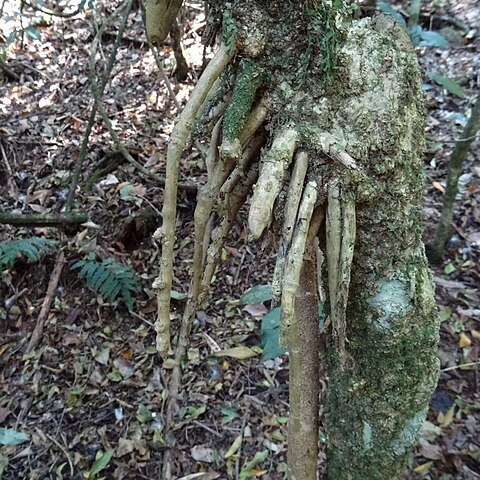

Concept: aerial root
[[200, 164, 259, 302], [192, 151, 237, 299], [220, 99, 268, 163], [326, 184, 356, 363], [248, 127, 299, 239], [237, 101, 268, 146], [220, 133, 266, 199], [154, 43, 234, 356], [161, 161, 259, 480], [272, 151, 309, 301], [279, 180, 318, 348], [205, 117, 223, 176], [192, 102, 268, 303], [318, 132, 358, 169]]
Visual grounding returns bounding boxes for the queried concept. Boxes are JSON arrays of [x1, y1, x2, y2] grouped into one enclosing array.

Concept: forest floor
[[0, 1, 479, 479]]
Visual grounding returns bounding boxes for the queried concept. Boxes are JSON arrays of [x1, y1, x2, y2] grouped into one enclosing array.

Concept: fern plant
[[0, 237, 57, 269], [72, 257, 138, 310]]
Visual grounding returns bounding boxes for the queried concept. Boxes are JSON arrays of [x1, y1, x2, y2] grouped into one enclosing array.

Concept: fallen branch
[[25, 251, 66, 354], [0, 212, 88, 227]]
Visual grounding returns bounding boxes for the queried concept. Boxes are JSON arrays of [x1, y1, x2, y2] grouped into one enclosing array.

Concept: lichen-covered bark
[[317, 17, 440, 480]]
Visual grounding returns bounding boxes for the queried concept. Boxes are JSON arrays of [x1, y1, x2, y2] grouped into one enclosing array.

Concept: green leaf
[[186, 404, 206, 419], [89, 449, 114, 478], [262, 326, 287, 360], [72, 258, 138, 310], [427, 71, 465, 99], [221, 407, 240, 425], [260, 308, 287, 359], [24, 26, 41, 40], [444, 263, 456, 275], [419, 31, 449, 47], [0, 428, 30, 446], [240, 450, 269, 478], [240, 285, 272, 305], [136, 404, 152, 423], [438, 306, 452, 322], [0, 237, 57, 269], [170, 290, 188, 300], [0, 453, 8, 477], [261, 307, 281, 331]]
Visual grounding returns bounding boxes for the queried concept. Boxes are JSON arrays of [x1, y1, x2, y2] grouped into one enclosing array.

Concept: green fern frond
[[72, 258, 138, 311], [0, 237, 57, 269]]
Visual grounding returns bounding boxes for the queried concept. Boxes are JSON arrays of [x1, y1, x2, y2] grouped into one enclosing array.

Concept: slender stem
[[288, 229, 320, 480], [66, 0, 132, 210], [431, 94, 480, 262]]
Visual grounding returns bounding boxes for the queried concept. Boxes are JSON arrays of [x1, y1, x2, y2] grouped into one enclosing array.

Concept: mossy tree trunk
[[149, 1, 439, 478]]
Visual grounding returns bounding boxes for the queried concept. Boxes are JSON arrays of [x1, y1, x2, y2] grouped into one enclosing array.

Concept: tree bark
[[430, 93, 480, 262], [321, 16, 439, 480]]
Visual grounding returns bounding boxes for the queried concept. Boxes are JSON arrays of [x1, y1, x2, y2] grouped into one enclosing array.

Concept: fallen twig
[[25, 251, 66, 354], [0, 211, 88, 227]]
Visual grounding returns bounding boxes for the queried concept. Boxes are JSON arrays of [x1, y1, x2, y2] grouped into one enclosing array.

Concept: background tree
[[430, 93, 480, 262], [147, 1, 439, 478]]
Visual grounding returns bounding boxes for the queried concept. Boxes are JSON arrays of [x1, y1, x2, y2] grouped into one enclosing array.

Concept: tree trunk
[[430, 93, 480, 262], [152, 2, 439, 477]]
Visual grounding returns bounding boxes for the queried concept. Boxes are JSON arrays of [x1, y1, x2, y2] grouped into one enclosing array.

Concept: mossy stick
[[272, 151, 309, 300], [154, 43, 233, 356], [279, 180, 318, 347]]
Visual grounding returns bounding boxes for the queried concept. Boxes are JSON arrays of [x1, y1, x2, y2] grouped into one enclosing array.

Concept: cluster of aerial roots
[[153, 42, 358, 368], [149, 37, 361, 480]]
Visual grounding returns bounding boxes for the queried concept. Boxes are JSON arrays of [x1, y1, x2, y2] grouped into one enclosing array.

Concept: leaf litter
[[0, 0, 479, 479]]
